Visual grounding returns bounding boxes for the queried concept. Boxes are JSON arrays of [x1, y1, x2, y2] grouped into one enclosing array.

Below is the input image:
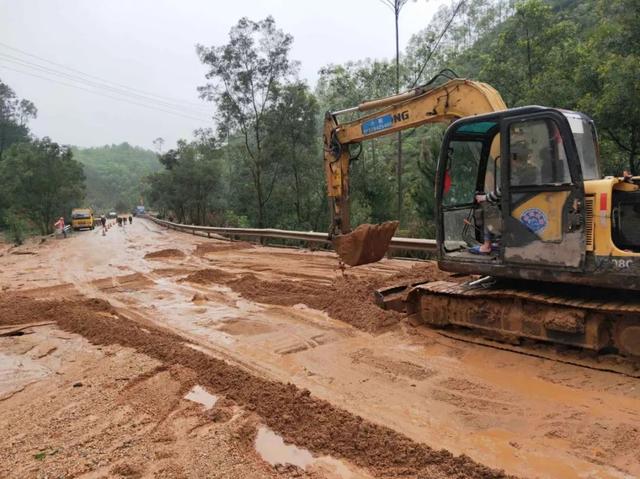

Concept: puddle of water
[[255, 426, 314, 469], [255, 426, 370, 479], [184, 385, 218, 409]]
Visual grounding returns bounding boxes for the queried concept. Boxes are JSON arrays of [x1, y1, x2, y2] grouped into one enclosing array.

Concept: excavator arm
[[323, 74, 507, 266]]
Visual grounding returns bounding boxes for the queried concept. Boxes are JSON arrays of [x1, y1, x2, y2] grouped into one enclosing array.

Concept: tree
[[147, 138, 225, 225], [114, 200, 129, 214], [263, 82, 321, 229], [477, 0, 579, 107], [72, 143, 161, 213], [0, 79, 36, 160], [152, 137, 165, 154], [197, 16, 297, 227], [380, 0, 411, 225], [576, 0, 640, 173], [0, 138, 85, 234]]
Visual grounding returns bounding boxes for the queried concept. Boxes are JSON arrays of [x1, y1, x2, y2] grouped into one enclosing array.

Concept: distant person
[[128, 215, 132, 224], [54, 217, 67, 238], [117, 217, 122, 227]]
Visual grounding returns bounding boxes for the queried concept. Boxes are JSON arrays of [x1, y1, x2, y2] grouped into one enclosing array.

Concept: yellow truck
[[71, 208, 95, 231]]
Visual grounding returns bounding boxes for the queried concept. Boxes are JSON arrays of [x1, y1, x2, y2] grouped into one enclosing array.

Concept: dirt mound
[[179, 268, 236, 285], [226, 274, 403, 332], [0, 295, 115, 328], [194, 241, 254, 255], [151, 267, 194, 276], [144, 249, 185, 259], [215, 261, 466, 332], [152, 259, 463, 335], [376, 262, 470, 289], [0, 293, 511, 479], [191, 292, 209, 302]]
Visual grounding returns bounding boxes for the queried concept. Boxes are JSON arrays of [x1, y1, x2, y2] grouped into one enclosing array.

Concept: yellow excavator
[[324, 71, 640, 357]]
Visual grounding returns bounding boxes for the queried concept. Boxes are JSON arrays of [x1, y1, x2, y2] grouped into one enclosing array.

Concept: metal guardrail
[[145, 215, 437, 253]]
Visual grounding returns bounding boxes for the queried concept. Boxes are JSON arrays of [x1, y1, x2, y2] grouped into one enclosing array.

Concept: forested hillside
[[73, 143, 160, 213], [0, 80, 85, 241], [146, 0, 639, 237]]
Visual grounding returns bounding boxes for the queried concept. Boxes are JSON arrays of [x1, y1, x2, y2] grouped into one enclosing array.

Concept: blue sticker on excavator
[[362, 114, 393, 135], [520, 208, 548, 233]]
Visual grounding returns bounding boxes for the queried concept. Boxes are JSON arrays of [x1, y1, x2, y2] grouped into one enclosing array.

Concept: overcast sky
[[0, 0, 448, 149]]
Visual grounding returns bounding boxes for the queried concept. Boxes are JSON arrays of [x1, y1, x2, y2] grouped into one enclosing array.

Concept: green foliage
[[0, 138, 85, 234], [147, 2, 640, 237], [261, 82, 323, 229], [0, 78, 36, 227], [72, 143, 160, 213], [197, 16, 299, 227], [575, 0, 640, 173], [474, 0, 579, 107], [3, 209, 27, 245], [223, 210, 251, 228], [147, 136, 225, 225], [0, 79, 36, 160]]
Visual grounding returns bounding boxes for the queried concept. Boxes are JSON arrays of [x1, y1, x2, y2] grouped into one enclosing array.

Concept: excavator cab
[[436, 107, 591, 279]]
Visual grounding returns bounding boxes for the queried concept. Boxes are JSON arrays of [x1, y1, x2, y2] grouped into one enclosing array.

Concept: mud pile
[[0, 293, 511, 479], [194, 241, 254, 255], [220, 262, 467, 332], [144, 248, 186, 259], [185, 263, 459, 332], [225, 274, 403, 332], [375, 262, 470, 289], [0, 295, 115, 327], [179, 268, 236, 285]]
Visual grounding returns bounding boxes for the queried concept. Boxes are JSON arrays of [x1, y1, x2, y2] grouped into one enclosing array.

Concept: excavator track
[[377, 278, 640, 367]]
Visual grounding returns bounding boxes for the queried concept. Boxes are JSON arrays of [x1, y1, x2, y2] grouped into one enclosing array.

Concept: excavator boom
[[324, 74, 507, 265]]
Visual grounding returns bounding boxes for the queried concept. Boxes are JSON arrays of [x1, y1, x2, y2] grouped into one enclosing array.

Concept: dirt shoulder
[[0, 294, 510, 479]]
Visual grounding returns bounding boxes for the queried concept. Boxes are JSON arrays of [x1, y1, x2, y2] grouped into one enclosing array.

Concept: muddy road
[[1, 219, 639, 478]]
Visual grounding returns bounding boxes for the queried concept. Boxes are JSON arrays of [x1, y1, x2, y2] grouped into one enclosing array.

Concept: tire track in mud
[[0, 294, 512, 479]]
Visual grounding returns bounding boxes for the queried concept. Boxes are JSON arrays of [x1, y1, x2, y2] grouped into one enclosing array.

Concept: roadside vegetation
[[147, 0, 640, 237], [0, 82, 85, 241], [0, 90, 157, 243], [72, 143, 160, 213]]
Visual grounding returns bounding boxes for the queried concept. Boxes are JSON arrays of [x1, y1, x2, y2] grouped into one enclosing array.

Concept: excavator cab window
[[509, 119, 572, 187], [439, 120, 499, 255], [563, 112, 600, 180], [442, 141, 483, 206]]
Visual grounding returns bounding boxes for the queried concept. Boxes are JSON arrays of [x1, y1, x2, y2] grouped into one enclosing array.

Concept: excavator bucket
[[332, 221, 399, 266]]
